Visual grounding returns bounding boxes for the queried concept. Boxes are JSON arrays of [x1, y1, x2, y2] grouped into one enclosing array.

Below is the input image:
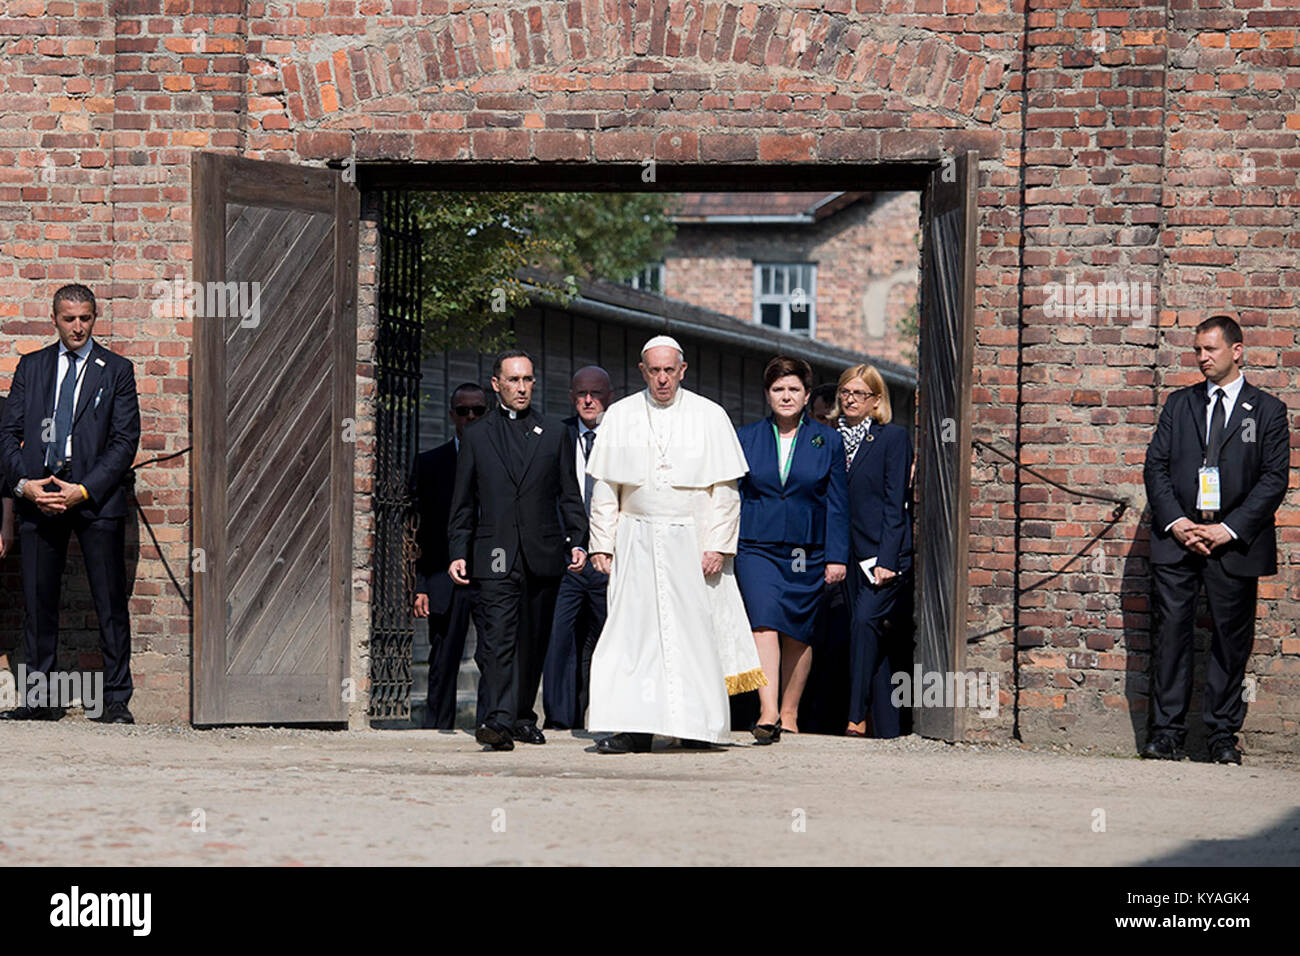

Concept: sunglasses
[[454, 405, 487, 417]]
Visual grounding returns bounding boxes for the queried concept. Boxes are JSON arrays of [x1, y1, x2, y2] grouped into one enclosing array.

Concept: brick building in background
[[654, 190, 920, 365], [0, 2, 1296, 753]]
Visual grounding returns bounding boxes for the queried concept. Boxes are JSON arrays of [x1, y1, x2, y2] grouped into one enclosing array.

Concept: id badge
[[1197, 466, 1221, 511]]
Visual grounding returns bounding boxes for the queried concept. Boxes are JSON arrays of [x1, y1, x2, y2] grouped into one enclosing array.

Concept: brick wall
[[1, 1, 1295, 751]]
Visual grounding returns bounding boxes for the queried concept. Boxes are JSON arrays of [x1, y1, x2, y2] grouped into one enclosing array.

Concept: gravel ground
[[2, 717, 1297, 866]]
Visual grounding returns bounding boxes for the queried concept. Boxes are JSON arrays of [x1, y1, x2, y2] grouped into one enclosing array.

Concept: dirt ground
[[2, 717, 1297, 866]]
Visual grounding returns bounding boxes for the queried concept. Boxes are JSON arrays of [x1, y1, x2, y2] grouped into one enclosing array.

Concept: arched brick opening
[[5, 3, 1296, 753]]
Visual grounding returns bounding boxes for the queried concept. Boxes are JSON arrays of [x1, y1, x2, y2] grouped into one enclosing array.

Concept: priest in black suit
[[0, 284, 140, 723], [447, 350, 588, 751], [1142, 314, 1291, 764], [410, 382, 488, 729]]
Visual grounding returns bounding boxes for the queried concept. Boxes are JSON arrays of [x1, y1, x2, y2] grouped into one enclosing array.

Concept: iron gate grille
[[369, 189, 423, 720]]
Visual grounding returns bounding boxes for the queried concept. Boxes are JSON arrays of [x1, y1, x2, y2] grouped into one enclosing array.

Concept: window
[[625, 263, 665, 294], [753, 263, 816, 336]]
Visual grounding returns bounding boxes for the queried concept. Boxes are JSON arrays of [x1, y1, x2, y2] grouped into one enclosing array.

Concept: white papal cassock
[[585, 386, 766, 743]]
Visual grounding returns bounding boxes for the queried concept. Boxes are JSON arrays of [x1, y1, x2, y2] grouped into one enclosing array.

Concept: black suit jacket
[[0, 396, 7, 500], [410, 438, 460, 614], [562, 414, 583, 507], [846, 421, 914, 576], [0, 340, 141, 520], [448, 405, 588, 579], [1143, 378, 1290, 576]]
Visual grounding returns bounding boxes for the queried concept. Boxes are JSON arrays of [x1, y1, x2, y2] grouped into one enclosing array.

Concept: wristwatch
[[14, 479, 26, 498]]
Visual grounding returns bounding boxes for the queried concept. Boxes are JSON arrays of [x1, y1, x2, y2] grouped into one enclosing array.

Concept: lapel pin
[[1242, 402, 1253, 411], [533, 425, 543, 435], [94, 356, 106, 367]]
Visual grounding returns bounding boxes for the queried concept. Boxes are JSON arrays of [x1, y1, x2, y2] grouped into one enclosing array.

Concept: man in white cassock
[[585, 335, 766, 754]]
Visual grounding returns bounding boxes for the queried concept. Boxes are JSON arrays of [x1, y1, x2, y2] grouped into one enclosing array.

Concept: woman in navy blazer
[[736, 357, 849, 743], [836, 363, 913, 739]]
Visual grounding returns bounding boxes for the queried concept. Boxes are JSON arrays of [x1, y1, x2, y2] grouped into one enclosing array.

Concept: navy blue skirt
[[735, 541, 826, 643]]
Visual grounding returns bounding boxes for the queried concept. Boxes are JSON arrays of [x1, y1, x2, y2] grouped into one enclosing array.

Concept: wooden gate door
[[914, 150, 979, 741], [191, 153, 358, 724]]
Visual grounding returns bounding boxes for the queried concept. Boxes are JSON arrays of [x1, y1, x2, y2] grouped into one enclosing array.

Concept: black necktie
[[46, 351, 79, 472], [1205, 387, 1226, 467], [581, 429, 596, 511]]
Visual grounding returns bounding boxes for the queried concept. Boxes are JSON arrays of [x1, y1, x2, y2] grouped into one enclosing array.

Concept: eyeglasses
[[838, 388, 876, 403], [453, 405, 487, 417]]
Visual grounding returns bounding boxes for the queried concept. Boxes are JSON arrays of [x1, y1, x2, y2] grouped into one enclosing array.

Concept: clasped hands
[[1170, 517, 1231, 556], [21, 476, 88, 516]]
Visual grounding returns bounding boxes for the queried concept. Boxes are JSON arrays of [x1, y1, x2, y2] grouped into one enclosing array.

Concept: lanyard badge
[[1197, 466, 1221, 511]]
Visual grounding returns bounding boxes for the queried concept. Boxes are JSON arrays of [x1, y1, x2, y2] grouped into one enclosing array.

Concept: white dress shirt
[[1166, 373, 1243, 538], [1204, 373, 1244, 445], [575, 419, 596, 503], [52, 337, 96, 461]]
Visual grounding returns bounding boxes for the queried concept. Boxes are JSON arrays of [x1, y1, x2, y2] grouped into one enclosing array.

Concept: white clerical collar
[[58, 337, 95, 362], [646, 387, 681, 410], [1206, 373, 1243, 403], [499, 402, 521, 420]]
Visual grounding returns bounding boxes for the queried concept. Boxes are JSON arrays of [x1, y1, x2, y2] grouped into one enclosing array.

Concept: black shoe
[[0, 705, 62, 721], [595, 732, 653, 754], [1209, 739, 1243, 765], [474, 723, 515, 751], [1140, 734, 1185, 761], [512, 723, 546, 745], [91, 702, 134, 724], [752, 717, 782, 745]]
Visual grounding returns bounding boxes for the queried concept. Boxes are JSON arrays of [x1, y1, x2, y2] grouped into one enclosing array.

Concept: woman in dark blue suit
[[736, 357, 849, 743], [836, 363, 913, 738]]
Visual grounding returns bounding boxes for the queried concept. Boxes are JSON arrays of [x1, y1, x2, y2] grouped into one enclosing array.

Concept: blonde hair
[[834, 364, 891, 425]]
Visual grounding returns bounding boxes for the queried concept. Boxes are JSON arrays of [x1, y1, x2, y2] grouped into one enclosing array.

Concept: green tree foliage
[[413, 192, 679, 354], [897, 301, 919, 367]]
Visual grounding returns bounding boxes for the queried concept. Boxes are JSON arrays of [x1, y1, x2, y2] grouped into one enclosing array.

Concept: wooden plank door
[[914, 150, 978, 741], [191, 153, 358, 724]]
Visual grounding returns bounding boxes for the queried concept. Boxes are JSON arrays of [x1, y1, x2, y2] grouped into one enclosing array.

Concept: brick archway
[[8, 3, 1297, 752]]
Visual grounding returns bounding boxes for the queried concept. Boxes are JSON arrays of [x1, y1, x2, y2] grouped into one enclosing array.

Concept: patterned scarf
[[838, 416, 870, 469]]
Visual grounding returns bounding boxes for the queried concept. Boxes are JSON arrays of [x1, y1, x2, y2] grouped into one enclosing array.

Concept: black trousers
[[422, 584, 476, 730], [19, 511, 132, 705], [541, 562, 608, 729], [847, 567, 910, 737], [1151, 556, 1258, 747], [472, 557, 560, 732]]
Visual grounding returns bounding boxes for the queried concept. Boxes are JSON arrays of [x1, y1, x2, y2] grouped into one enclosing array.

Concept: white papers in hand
[[859, 556, 878, 586]]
